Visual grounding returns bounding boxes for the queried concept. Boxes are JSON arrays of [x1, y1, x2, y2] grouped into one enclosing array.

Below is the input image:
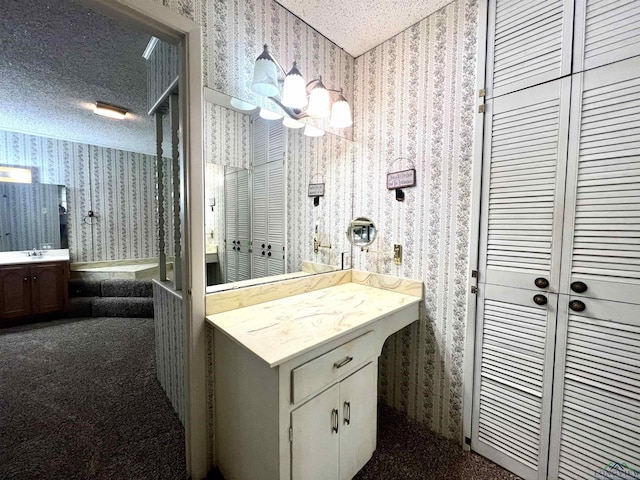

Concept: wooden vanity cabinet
[[0, 261, 69, 320]]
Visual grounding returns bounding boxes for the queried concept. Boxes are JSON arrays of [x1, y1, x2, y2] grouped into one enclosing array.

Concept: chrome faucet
[[27, 248, 43, 257]]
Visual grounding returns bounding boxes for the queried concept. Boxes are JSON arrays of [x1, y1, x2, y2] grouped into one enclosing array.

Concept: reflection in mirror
[[346, 217, 377, 249], [0, 182, 67, 252], [204, 87, 355, 292]]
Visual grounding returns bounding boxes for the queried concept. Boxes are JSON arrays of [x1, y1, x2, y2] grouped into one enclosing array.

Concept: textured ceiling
[[275, 0, 454, 57], [0, 0, 154, 155]]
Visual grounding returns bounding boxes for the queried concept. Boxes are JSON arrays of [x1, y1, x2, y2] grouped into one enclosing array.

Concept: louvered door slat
[[487, 0, 572, 98], [224, 170, 238, 282], [574, 0, 640, 72], [560, 56, 640, 304], [480, 79, 569, 291], [549, 299, 640, 479], [472, 284, 557, 480]]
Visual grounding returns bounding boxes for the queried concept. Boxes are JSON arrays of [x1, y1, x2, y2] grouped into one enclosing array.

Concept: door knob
[[533, 294, 547, 306], [262, 243, 265, 248], [267, 244, 272, 250], [569, 300, 586, 312], [570, 281, 588, 293], [261, 251, 265, 256], [534, 277, 549, 289], [267, 251, 272, 257]]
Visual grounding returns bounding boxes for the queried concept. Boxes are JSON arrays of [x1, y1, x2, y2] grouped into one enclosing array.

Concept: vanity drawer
[[291, 331, 375, 404]]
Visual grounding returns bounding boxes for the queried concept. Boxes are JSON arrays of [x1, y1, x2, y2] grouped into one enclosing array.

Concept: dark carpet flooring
[[354, 406, 522, 480], [0, 317, 186, 480]]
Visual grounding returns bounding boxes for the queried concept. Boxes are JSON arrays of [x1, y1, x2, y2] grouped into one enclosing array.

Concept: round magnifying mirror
[[346, 217, 377, 249]]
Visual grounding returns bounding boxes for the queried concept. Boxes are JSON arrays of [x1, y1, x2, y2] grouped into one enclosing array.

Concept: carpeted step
[[101, 279, 153, 298], [92, 297, 154, 318], [66, 297, 96, 317], [68, 279, 103, 297]]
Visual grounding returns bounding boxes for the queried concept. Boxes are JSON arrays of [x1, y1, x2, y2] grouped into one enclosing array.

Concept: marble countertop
[[0, 249, 70, 266], [206, 281, 421, 367]]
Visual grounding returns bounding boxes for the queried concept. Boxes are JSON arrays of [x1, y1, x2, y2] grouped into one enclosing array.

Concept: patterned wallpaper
[[153, 281, 185, 425], [352, 0, 478, 440], [146, 39, 180, 112], [0, 129, 171, 263]]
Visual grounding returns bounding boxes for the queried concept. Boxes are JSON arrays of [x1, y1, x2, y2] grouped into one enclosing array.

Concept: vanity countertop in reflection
[[206, 280, 421, 367], [0, 249, 70, 266]]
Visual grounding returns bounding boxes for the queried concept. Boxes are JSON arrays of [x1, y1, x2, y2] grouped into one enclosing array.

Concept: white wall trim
[[462, 0, 488, 452]]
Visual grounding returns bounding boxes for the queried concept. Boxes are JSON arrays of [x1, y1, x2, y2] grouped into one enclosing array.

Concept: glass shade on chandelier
[[306, 78, 331, 119], [304, 124, 325, 137], [259, 108, 283, 120], [251, 45, 280, 97], [330, 92, 352, 129], [281, 62, 308, 109]]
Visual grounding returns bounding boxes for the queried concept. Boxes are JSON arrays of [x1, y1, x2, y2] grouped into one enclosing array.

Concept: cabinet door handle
[[24, 277, 29, 282], [32, 276, 37, 281], [333, 356, 353, 369], [534, 277, 549, 289], [569, 300, 586, 312], [533, 294, 547, 306], [343, 402, 351, 425], [570, 281, 588, 293], [331, 409, 339, 433]]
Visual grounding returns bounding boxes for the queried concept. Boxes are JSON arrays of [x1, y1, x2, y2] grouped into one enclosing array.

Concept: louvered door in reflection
[[486, 0, 573, 98], [472, 284, 557, 480], [479, 79, 570, 292], [574, 0, 640, 73], [548, 298, 640, 478], [560, 56, 640, 304]]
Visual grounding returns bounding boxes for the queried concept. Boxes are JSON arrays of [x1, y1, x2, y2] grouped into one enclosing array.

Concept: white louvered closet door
[[485, 0, 573, 99], [236, 169, 251, 281], [251, 163, 269, 278], [548, 299, 640, 479], [472, 284, 558, 480], [224, 171, 238, 282], [266, 159, 285, 276], [559, 56, 640, 304], [478, 79, 570, 292], [573, 0, 640, 73], [548, 56, 640, 479]]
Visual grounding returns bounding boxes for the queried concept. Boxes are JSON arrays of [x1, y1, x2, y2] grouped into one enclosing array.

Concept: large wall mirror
[[0, 182, 67, 252], [204, 89, 354, 291]]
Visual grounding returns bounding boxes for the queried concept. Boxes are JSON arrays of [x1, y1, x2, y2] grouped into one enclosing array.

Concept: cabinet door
[[471, 284, 558, 480], [479, 79, 570, 292], [291, 384, 340, 480], [0, 265, 31, 319], [31, 262, 66, 314], [548, 297, 640, 478], [560, 57, 640, 304], [573, 0, 640, 74], [267, 159, 285, 276], [252, 163, 269, 278], [485, 0, 573, 99], [339, 362, 377, 480]]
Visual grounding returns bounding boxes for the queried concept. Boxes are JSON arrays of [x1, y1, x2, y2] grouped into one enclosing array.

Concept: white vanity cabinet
[[291, 361, 377, 480], [207, 274, 422, 480]]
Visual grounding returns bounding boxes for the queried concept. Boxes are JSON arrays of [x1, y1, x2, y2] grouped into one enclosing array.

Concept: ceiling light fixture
[[250, 44, 353, 130], [303, 124, 325, 137], [282, 117, 304, 129], [94, 101, 128, 120]]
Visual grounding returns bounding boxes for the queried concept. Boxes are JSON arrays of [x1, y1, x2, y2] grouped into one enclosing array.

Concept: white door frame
[[463, 0, 489, 451], [80, 0, 207, 477]]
